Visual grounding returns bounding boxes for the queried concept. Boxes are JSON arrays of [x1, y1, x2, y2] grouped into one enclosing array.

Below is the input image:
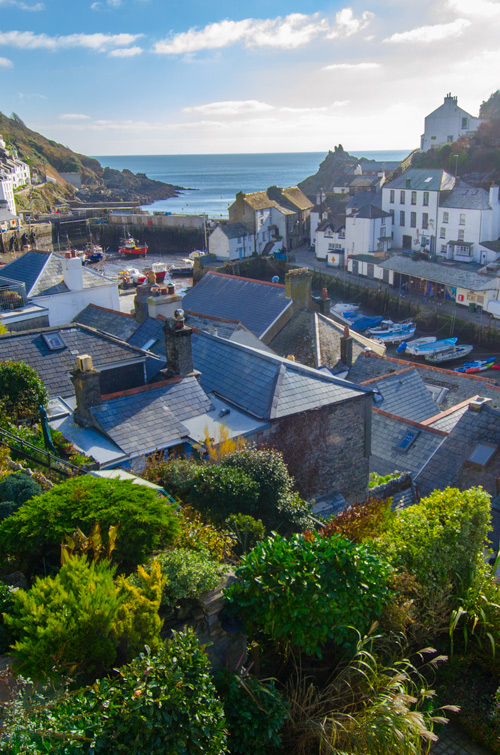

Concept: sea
[[94, 151, 411, 219]]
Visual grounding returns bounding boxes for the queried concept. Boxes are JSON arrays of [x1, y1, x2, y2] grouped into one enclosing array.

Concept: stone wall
[[252, 395, 371, 503], [0, 222, 52, 255]]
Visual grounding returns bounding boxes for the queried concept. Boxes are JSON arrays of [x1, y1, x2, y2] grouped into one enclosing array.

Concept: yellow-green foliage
[[114, 561, 165, 658], [176, 505, 235, 563]]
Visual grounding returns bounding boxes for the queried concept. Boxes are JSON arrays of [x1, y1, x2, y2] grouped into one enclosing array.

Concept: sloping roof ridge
[[362, 352, 500, 387], [421, 395, 481, 426], [207, 271, 286, 289], [100, 375, 184, 401], [77, 303, 136, 319], [360, 366, 415, 385], [372, 407, 447, 436], [269, 363, 287, 420], [184, 309, 240, 325]]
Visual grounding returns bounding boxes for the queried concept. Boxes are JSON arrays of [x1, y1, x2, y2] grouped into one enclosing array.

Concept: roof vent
[[76, 354, 93, 372], [469, 397, 491, 413]]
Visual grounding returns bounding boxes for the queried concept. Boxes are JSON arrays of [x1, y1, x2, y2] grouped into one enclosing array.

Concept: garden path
[[431, 723, 494, 755]]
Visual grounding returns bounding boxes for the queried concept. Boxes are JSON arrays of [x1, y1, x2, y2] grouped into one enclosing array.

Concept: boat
[[331, 302, 360, 318], [397, 336, 437, 353], [425, 344, 474, 364], [188, 250, 209, 260], [168, 259, 194, 277], [118, 267, 146, 287], [83, 242, 106, 265], [368, 320, 416, 344], [453, 357, 497, 373], [401, 337, 457, 356], [348, 314, 384, 332], [142, 262, 171, 283], [118, 237, 148, 257]]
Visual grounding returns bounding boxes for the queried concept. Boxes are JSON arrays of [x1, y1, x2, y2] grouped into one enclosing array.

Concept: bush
[[0, 476, 180, 575], [0, 581, 16, 654], [318, 496, 393, 543], [5, 554, 165, 681], [142, 455, 198, 499], [226, 533, 392, 656], [0, 360, 48, 421], [215, 671, 287, 755], [0, 472, 42, 506], [221, 447, 310, 533], [226, 513, 265, 555], [153, 547, 222, 605], [378, 487, 491, 601], [1, 630, 228, 754], [175, 505, 235, 563], [189, 465, 260, 523]]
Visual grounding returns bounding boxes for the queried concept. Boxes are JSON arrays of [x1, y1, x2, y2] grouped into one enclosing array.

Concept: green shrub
[[175, 505, 235, 563], [226, 513, 265, 555], [0, 472, 42, 506], [142, 455, 198, 499], [5, 554, 165, 681], [153, 547, 222, 605], [0, 501, 21, 521], [226, 533, 391, 656], [1, 630, 228, 754], [378, 487, 491, 600], [189, 465, 260, 523], [0, 581, 16, 654], [0, 476, 179, 575], [215, 671, 287, 755], [0, 360, 48, 421]]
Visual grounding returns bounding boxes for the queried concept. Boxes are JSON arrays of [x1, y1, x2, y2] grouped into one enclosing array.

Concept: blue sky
[[1, 0, 499, 154]]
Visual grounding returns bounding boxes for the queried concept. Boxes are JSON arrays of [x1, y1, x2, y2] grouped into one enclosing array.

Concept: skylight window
[[42, 332, 67, 351], [424, 177, 433, 183], [142, 337, 158, 351], [468, 442, 497, 467], [396, 429, 420, 452]]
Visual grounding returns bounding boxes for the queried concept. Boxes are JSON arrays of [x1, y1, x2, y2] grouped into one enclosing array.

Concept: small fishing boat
[[331, 302, 360, 318], [118, 267, 146, 287], [397, 336, 437, 353], [83, 243, 106, 264], [425, 344, 474, 364], [402, 337, 457, 356], [368, 320, 416, 344], [142, 262, 171, 282], [348, 314, 384, 332], [118, 237, 148, 257], [188, 250, 209, 260], [168, 259, 194, 277], [454, 357, 497, 373]]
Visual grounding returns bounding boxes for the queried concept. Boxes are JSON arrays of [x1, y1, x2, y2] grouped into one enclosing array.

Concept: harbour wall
[[0, 222, 53, 255], [90, 222, 205, 255]]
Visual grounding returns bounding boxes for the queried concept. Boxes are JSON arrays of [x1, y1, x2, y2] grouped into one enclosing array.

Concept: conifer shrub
[[0, 360, 48, 421], [0, 476, 179, 575], [152, 547, 222, 606], [0, 472, 42, 506], [5, 554, 165, 681], [226, 513, 265, 555], [189, 465, 260, 523], [226, 532, 392, 656], [1, 630, 228, 754]]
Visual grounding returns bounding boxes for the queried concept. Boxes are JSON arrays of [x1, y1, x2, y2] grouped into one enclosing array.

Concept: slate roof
[[73, 304, 138, 341], [416, 402, 500, 497], [424, 399, 474, 433], [181, 271, 292, 338], [127, 317, 165, 356], [346, 193, 381, 212], [239, 191, 294, 214], [385, 169, 455, 192], [192, 330, 369, 420], [355, 204, 391, 220], [369, 408, 445, 477], [0, 325, 156, 398], [0, 250, 113, 297], [92, 377, 212, 457], [363, 369, 440, 422], [379, 255, 498, 291], [220, 223, 251, 239], [440, 187, 490, 210], [317, 216, 345, 233]]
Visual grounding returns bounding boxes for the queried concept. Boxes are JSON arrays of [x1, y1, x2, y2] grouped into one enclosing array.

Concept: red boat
[[118, 237, 148, 257]]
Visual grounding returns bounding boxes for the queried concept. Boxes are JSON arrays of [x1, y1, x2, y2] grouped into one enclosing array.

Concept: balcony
[[0, 277, 27, 310]]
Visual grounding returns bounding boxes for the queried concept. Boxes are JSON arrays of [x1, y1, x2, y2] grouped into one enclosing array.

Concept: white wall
[[315, 227, 345, 260], [34, 284, 121, 326], [0, 177, 16, 215], [421, 96, 482, 152], [209, 226, 255, 260], [382, 187, 439, 251]]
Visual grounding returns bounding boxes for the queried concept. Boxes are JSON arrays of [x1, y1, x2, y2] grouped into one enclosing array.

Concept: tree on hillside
[[0, 360, 48, 422], [480, 90, 500, 119]]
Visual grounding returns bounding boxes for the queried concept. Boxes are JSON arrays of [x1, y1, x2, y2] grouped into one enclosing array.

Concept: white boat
[[402, 337, 457, 356], [425, 344, 474, 364], [331, 302, 360, 317], [397, 336, 436, 354], [368, 320, 416, 344]]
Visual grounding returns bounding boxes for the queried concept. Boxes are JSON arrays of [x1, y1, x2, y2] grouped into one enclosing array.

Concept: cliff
[[0, 112, 183, 212]]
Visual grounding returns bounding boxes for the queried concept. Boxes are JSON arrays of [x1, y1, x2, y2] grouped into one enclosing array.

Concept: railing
[[0, 277, 26, 310], [0, 428, 85, 477]]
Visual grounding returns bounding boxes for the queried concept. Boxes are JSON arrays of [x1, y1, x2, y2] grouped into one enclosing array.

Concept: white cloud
[[154, 8, 373, 54], [59, 113, 90, 120], [183, 100, 274, 115], [0, 56, 13, 67], [0, 30, 142, 52], [109, 46, 143, 57], [322, 62, 379, 71], [327, 8, 374, 38], [447, 0, 500, 18], [384, 18, 471, 44], [0, 0, 44, 10]]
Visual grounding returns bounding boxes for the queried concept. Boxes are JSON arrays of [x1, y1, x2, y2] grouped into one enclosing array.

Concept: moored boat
[[425, 344, 473, 364], [397, 336, 436, 353], [118, 237, 148, 257], [368, 319, 416, 344], [118, 267, 146, 287], [331, 302, 360, 318], [453, 357, 497, 373], [402, 337, 457, 356], [169, 259, 194, 277], [142, 262, 171, 282]]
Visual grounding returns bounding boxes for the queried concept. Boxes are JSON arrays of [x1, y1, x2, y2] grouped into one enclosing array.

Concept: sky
[[0, 0, 499, 155]]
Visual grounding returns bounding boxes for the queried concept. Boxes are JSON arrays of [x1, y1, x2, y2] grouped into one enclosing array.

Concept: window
[[328, 243, 335, 251], [411, 191, 417, 205], [440, 227, 446, 238], [396, 430, 421, 452], [400, 211, 405, 226], [462, 117, 468, 129], [468, 442, 497, 467], [423, 191, 429, 206], [389, 209, 395, 223], [422, 213, 429, 229], [458, 229, 465, 241], [459, 213, 466, 225], [390, 189, 395, 203], [447, 135, 453, 142], [441, 244, 447, 253], [443, 211, 449, 223], [410, 212, 417, 228], [456, 244, 470, 255], [380, 224, 386, 236], [400, 190, 405, 204]]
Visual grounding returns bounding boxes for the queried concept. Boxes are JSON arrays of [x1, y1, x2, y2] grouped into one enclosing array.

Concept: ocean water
[[95, 151, 411, 219]]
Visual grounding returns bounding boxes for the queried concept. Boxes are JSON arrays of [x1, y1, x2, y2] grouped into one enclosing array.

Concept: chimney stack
[[490, 184, 499, 206], [63, 252, 84, 291], [70, 354, 101, 427], [134, 282, 156, 324], [340, 324, 353, 368], [163, 310, 194, 378], [285, 268, 313, 312]]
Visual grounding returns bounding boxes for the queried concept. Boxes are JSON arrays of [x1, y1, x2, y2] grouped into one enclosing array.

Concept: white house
[[0, 176, 16, 215], [345, 203, 392, 256], [421, 94, 482, 153], [208, 223, 256, 260], [315, 217, 345, 265], [382, 169, 456, 252], [436, 185, 500, 263]]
